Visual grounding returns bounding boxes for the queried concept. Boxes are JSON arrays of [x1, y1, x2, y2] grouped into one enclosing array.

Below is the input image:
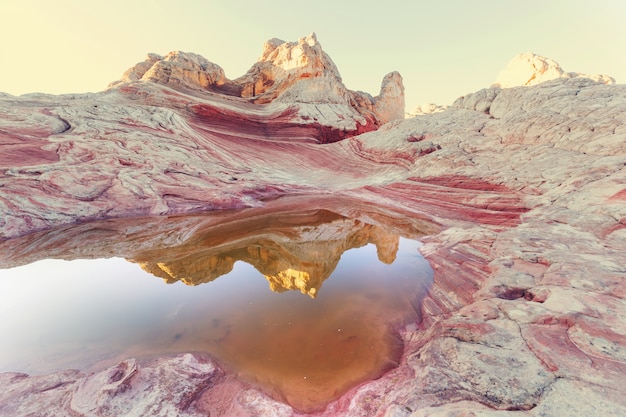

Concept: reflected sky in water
[[0, 204, 434, 412]]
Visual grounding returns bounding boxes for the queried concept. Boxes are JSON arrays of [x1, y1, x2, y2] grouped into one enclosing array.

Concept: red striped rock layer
[[0, 83, 385, 239], [1, 72, 626, 417]]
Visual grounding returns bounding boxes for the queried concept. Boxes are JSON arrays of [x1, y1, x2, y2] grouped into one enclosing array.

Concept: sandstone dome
[[494, 52, 615, 88]]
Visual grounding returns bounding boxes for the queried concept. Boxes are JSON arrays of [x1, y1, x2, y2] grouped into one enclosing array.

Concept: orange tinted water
[[0, 216, 432, 412]]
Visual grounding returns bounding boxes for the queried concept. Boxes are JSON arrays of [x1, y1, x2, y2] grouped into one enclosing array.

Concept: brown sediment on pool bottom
[[210, 299, 407, 413], [0, 197, 435, 413]]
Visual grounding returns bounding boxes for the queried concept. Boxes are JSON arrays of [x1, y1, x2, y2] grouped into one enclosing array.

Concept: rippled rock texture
[[1, 34, 625, 416]]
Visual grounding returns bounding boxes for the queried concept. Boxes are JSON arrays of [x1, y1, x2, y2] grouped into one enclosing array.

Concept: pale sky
[[1, 0, 624, 110]]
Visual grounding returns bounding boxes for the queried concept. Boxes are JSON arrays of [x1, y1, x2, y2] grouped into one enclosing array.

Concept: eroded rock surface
[[1, 36, 625, 416], [109, 51, 228, 91], [494, 52, 615, 88], [0, 354, 232, 417]]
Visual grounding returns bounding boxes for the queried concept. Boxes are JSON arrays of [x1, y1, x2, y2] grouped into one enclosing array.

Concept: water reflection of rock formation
[[0, 197, 436, 278], [134, 211, 400, 297]]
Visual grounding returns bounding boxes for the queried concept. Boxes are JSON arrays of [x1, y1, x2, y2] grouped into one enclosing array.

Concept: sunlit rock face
[[493, 52, 615, 88], [235, 33, 344, 102], [1, 36, 626, 417], [109, 51, 228, 91], [373, 71, 405, 124], [109, 32, 404, 136]]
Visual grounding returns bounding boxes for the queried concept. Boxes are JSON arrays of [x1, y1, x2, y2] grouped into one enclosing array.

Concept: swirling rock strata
[[1, 37, 626, 416]]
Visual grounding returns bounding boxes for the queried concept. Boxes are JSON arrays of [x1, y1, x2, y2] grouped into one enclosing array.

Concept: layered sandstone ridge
[[1, 40, 625, 417], [109, 33, 404, 129]]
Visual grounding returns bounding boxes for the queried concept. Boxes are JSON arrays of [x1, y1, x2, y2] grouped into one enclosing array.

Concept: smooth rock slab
[[0, 354, 221, 417], [1, 39, 626, 416]]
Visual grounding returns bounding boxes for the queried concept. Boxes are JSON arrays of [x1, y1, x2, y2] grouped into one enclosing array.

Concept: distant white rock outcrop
[[406, 103, 448, 118], [494, 52, 615, 88]]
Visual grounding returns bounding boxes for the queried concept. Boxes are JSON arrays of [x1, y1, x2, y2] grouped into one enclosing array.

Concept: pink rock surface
[[1, 36, 625, 416]]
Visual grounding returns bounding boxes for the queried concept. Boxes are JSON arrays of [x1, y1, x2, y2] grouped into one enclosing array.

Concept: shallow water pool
[[0, 203, 434, 412]]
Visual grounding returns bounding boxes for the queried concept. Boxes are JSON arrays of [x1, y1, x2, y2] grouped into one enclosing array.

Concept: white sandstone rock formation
[[406, 103, 448, 118], [1, 40, 625, 417], [494, 52, 615, 88], [109, 33, 405, 127], [109, 51, 227, 91], [235, 33, 405, 125], [372, 71, 405, 125], [235, 33, 344, 103]]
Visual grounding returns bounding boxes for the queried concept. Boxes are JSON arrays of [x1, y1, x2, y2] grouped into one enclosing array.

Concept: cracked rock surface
[[1, 36, 625, 416]]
